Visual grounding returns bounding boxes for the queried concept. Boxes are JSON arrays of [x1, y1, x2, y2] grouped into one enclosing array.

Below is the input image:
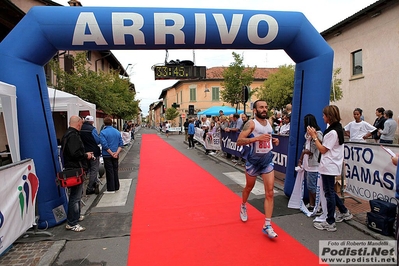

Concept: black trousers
[[103, 156, 120, 191]]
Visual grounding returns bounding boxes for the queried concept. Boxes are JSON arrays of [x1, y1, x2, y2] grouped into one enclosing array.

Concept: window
[[212, 87, 220, 101], [86, 51, 92, 62], [352, 50, 363, 76], [190, 86, 196, 101]]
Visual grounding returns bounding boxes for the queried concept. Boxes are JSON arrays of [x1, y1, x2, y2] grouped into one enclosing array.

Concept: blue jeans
[[87, 158, 100, 190], [67, 182, 83, 226], [322, 174, 348, 224], [104, 156, 120, 191], [306, 171, 318, 194]]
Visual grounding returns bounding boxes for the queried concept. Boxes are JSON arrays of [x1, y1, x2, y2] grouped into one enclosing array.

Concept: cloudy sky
[[53, 0, 377, 115]]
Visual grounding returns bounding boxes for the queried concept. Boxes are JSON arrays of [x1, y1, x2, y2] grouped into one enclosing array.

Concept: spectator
[[200, 116, 210, 154], [279, 114, 291, 135], [219, 116, 229, 131], [80, 115, 101, 195], [194, 117, 201, 128], [100, 117, 124, 193], [272, 112, 282, 133], [372, 107, 386, 143], [298, 114, 322, 212], [225, 114, 241, 162], [61, 115, 94, 232], [240, 113, 249, 130], [165, 121, 171, 137], [187, 119, 195, 149], [379, 110, 397, 144], [286, 103, 292, 115], [344, 108, 376, 142], [183, 118, 190, 142], [307, 105, 352, 232]]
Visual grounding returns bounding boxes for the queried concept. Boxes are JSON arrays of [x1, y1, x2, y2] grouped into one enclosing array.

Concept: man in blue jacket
[[100, 117, 124, 193]]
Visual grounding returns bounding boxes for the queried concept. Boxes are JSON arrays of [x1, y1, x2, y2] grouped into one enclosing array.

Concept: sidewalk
[[0, 140, 135, 266]]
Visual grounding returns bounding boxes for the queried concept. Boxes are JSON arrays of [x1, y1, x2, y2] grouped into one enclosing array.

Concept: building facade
[[322, 0, 398, 130], [155, 67, 278, 127]]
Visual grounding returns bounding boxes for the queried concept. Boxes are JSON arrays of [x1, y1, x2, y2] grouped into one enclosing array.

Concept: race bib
[[255, 140, 272, 153]]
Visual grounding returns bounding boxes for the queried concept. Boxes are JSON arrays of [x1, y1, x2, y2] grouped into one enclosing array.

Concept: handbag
[[56, 168, 84, 187]]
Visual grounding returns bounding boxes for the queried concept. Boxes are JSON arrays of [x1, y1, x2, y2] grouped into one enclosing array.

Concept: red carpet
[[127, 134, 320, 265]]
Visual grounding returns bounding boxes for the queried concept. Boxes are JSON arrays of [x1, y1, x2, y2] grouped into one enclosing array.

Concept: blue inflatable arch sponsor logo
[[0, 6, 333, 228]]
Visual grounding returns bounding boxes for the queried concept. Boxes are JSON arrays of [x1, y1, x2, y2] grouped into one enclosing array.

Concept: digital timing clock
[[154, 65, 206, 80]]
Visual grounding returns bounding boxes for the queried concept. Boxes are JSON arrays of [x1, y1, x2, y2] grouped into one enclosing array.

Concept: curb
[[38, 240, 66, 266]]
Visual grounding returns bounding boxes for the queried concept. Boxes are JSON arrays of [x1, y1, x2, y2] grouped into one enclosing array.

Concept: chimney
[[68, 0, 82, 6]]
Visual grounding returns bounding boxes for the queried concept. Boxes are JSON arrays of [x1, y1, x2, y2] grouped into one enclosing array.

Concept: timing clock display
[[154, 65, 206, 80]]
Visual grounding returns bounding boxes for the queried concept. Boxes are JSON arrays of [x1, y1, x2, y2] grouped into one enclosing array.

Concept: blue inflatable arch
[[0, 6, 333, 228]]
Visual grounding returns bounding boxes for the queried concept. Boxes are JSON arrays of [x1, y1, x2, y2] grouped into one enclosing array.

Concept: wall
[[326, 3, 399, 130]]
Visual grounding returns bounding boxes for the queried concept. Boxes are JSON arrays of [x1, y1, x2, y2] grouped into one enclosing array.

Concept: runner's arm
[[237, 121, 255, 146]]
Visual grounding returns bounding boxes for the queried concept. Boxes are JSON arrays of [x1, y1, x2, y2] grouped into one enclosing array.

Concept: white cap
[[85, 116, 94, 122]]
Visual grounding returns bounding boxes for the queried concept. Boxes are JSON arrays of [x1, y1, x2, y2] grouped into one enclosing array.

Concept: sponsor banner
[[272, 135, 289, 173], [194, 128, 221, 150], [344, 143, 399, 202], [0, 159, 38, 255], [169, 127, 182, 132], [220, 131, 243, 157], [161, 127, 181, 132], [319, 240, 396, 265], [220, 131, 289, 173]]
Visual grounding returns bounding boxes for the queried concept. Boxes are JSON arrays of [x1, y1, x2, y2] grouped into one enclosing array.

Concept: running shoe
[[66, 224, 86, 232], [262, 225, 278, 238], [240, 204, 248, 222], [335, 211, 353, 223], [313, 221, 336, 232]]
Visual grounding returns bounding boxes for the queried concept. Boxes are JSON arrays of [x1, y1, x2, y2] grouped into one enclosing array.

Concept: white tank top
[[252, 119, 273, 154]]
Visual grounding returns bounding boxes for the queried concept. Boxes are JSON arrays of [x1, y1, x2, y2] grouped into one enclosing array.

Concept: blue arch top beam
[[0, 6, 333, 228]]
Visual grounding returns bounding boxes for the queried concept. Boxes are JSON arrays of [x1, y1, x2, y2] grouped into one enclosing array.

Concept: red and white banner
[[194, 128, 221, 151], [0, 159, 38, 255]]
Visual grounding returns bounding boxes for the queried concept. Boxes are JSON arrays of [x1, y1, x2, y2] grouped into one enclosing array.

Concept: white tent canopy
[[48, 87, 96, 126], [0, 81, 20, 163]]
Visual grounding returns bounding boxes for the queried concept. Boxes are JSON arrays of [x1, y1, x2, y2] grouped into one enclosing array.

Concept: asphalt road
[[50, 128, 392, 266]]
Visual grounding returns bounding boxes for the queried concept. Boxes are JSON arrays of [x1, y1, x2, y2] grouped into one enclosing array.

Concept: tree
[[220, 52, 256, 110], [165, 107, 180, 121], [49, 52, 139, 119], [331, 67, 343, 102], [257, 64, 294, 110], [257, 65, 343, 109]]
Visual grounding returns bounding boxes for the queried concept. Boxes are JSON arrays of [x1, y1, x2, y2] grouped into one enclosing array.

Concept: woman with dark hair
[[372, 107, 386, 142], [344, 108, 376, 142], [298, 114, 322, 212], [307, 105, 352, 232]]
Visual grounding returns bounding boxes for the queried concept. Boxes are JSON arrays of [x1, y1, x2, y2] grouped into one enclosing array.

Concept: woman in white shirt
[[307, 105, 352, 232], [344, 108, 376, 142]]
